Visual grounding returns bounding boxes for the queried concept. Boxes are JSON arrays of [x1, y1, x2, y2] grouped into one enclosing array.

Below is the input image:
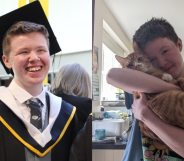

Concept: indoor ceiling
[[104, 0, 184, 54]]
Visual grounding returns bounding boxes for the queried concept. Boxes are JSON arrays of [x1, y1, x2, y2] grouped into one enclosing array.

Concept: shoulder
[[67, 94, 91, 107], [46, 91, 61, 102], [0, 86, 8, 92], [48, 91, 77, 109], [59, 93, 92, 109], [0, 86, 14, 103]]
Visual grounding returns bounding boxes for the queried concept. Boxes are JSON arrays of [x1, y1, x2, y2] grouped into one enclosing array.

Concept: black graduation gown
[[57, 93, 92, 129], [0, 100, 77, 161]]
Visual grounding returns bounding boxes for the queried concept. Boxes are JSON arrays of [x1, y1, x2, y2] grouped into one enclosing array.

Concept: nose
[[156, 57, 168, 70], [29, 52, 40, 62]]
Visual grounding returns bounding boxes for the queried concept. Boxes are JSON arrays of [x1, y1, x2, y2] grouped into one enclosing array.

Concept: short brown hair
[[2, 21, 49, 56], [133, 17, 179, 51]]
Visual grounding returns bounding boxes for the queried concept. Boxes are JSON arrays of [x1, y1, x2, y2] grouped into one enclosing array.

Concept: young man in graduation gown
[[0, 1, 78, 161]]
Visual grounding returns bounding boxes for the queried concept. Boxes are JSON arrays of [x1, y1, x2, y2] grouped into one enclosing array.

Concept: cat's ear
[[115, 55, 127, 67], [133, 41, 143, 54]]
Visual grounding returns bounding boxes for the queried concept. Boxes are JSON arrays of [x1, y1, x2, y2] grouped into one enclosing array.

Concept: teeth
[[27, 66, 41, 72]]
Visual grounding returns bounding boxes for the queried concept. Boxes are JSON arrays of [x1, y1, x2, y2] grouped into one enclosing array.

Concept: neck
[[14, 79, 43, 96], [27, 85, 43, 96]]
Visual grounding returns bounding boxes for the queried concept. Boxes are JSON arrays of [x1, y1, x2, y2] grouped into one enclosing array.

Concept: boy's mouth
[[26, 66, 42, 72]]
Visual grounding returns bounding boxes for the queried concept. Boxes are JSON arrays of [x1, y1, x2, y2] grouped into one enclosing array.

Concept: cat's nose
[[135, 62, 142, 67]]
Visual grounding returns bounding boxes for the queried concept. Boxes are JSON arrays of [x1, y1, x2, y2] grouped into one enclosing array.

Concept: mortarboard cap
[[0, 1, 61, 74]]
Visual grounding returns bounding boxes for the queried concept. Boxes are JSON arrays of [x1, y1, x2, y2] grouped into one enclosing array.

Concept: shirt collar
[[34, 88, 46, 106], [8, 79, 46, 104]]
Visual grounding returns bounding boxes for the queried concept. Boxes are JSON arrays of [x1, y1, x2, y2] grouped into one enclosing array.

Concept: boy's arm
[[145, 109, 184, 157], [106, 68, 179, 93], [132, 93, 184, 157]]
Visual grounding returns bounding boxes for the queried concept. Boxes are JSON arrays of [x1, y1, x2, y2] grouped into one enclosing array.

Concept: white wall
[[50, 50, 92, 78]]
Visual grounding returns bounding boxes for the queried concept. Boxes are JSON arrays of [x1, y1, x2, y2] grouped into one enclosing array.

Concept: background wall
[[50, 50, 92, 78]]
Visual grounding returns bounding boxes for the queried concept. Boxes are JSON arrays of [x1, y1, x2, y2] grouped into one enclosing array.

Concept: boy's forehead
[[0, 1, 61, 73]]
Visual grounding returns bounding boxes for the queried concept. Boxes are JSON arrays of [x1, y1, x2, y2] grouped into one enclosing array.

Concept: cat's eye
[[127, 63, 134, 68], [137, 57, 143, 62]]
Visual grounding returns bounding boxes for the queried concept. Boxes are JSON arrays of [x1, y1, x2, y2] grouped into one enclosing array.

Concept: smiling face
[[144, 37, 184, 78], [2, 32, 50, 92]]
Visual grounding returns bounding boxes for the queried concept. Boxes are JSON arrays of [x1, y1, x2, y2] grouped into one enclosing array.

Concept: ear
[[115, 55, 127, 67], [2, 55, 12, 69], [177, 38, 182, 51]]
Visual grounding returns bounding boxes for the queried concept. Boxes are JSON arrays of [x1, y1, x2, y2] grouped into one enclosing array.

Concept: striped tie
[[25, 98, 43, 131]]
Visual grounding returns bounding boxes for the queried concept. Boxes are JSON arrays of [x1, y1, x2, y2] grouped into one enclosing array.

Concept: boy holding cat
[[107, 18, 184, 160]]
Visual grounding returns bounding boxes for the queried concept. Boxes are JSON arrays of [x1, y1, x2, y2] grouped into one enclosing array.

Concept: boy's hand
[[132, 92, 150, 122], [132, 91, 140, 99]]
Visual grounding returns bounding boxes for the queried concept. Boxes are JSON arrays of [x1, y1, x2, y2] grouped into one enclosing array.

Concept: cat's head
[[115, 53, 155, 73]]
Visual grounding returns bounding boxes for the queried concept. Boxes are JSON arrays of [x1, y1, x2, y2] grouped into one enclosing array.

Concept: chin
[[29, 78, 45, 85]]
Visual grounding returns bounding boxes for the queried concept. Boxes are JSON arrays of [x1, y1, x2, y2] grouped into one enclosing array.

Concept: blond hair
[[51, 63, 91, 98]]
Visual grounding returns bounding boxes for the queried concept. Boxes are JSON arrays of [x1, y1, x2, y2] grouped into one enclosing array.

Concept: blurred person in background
[[51, 63, 92, 129], [51, 63, 92, 161]]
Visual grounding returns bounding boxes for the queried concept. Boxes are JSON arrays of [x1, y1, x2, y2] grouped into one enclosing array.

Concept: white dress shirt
[[8, 80, 47, 128]]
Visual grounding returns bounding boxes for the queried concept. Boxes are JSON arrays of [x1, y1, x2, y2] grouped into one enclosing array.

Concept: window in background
[[101, 44, 124, 101]]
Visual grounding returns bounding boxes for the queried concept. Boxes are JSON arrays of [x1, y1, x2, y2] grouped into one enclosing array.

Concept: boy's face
[[143, 37, 184, 78], [2, 32, 50, 89]]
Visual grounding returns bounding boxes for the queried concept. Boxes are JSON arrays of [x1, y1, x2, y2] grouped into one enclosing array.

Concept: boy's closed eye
[[36, 47, 48, 54], [37, 48, 47, 53], [17, 50, 29, 55], [162, 49, 169, 55]]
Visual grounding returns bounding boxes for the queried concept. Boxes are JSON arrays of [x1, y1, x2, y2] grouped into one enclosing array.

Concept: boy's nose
[[157, 58, 167, 70], [29, 52, 40, 61]]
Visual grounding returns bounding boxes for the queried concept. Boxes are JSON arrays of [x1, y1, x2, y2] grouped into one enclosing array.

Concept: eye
[[127, 63, 134, 68], [137, 57, 143, 62], [18, 50, 29, 55], [37, 48, 47, 53], [162, 49, 168, 55], [38, 49, 45, 52]]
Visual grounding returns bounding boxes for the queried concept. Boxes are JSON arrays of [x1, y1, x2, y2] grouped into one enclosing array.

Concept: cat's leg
[[176, 77, 184, 90], [139, 121, 161, 141]]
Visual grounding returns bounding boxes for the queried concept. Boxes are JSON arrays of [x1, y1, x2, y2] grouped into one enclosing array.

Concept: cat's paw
[[162, 73, 173, 82]]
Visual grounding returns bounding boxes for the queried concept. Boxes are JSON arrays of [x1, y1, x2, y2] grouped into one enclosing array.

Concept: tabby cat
[[116, 52, 184, 143]]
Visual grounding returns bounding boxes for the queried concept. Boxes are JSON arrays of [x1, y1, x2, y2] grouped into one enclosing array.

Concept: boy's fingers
[[132, 91, 140, 99]]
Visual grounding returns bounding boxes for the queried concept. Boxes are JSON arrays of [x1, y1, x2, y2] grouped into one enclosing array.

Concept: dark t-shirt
[[123, 92, 143, 161]]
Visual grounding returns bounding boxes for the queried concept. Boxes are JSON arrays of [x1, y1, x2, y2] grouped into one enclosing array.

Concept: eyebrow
[[159, 45, 170, 52]]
